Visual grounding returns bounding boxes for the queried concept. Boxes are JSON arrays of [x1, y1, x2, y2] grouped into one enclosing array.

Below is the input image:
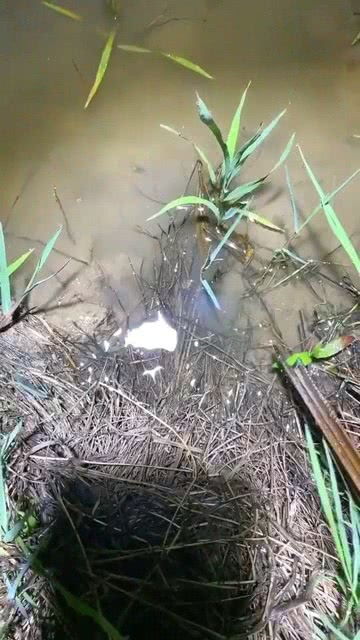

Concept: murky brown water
[[1, 0, 359, 346]]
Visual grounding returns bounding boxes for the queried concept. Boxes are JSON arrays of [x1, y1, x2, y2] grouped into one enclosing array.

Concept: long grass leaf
[[240, 109, 287, 163], [285, 164, 300, 232], [245, 211, 283, 232], [317, 614, 354, 640], [84, 29, 116, 109], [196, 94, 229, 164], [349, 500, 360, 598], [210, 210, 244, 263], [224, 177, 265, 203], [0, 464, 8, 538], [305, 426, 349, 584], [323, 202, 360, 273], [42, 1, 82, 20], [324, 442, 352, 583], [327, 168, 360, 201], [200, 278, 221, 309], [194, 145, 217, 185], [298, 147, 360, 273], [162, 53, 213, 79], [7, 250, 34, 277], [25, 227, 62, 293], [296, 168, 360, 235], [0, 222, 12, 314], [226, 82, 251, 161], [268, 133, 295, 174], [298, 145, 325, 200], [53, 580, 124, 639], [117, 44, 151, 53], [147, 196, 220, 221]]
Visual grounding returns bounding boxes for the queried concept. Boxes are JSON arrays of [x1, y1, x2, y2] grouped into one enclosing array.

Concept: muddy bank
[[1, 222, 359, 639]]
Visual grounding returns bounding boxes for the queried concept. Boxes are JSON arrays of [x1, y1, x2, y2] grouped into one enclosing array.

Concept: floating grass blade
[[42, 1, 82, 20], [117, 44, 151, 53], [147, 196, 220, 221], [352, 30, 360, 46], [7, 250, 34, 277], [298, 146, 360, 273], [117, 45, 213, 79], [226, 82, 251, 161], [196, 94, 229, 165], [161, 53, 213, 79], [0, 222, 12, 314], [84, 29, 116, 109]]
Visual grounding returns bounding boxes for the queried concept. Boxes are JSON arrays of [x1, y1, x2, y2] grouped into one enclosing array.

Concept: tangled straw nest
[[0, 221, 351, 639]]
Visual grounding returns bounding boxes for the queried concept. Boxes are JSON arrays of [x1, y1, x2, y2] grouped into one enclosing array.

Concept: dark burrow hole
[[39, 476, 262, 640]]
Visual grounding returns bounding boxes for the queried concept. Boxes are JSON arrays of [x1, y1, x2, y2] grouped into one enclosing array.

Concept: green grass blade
[[0, 222, 12, 314], [7, 250, 34, 277], [42, 1, 82, 20], [285, 164, 300, 232], [226, 82, 251, 161], [298, 147, 360, 273], [349, 500, 360, 598], [194, 145, 217, 185], [210, 210, 244, 263], [25, 227, 62, 293], [84, 29, 116, 109], [53, 580, 124, 639], [0, 463, 8, 539], [161, 53, 213, 79], [224, 177, 265, 203], [268, 133, 295, 174], [305, 426, 350, 587], [244, 211, 283, 232], [240, 108, 287, 163], [117, 44, 151, 53], [323, 201, 360, 273], [327, 168, 360, 202], [317, 614, 354, 640], [324, 442, 352, 582], [200, 278, 220, 309], [196, 94, 229, 164], [298, 145, 325, 200], [147, 196, 220, 221], [223, 206, 243, 220]]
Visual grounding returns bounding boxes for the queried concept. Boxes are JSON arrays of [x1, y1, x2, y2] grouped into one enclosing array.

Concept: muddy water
[[1, 0, 359, 346]]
